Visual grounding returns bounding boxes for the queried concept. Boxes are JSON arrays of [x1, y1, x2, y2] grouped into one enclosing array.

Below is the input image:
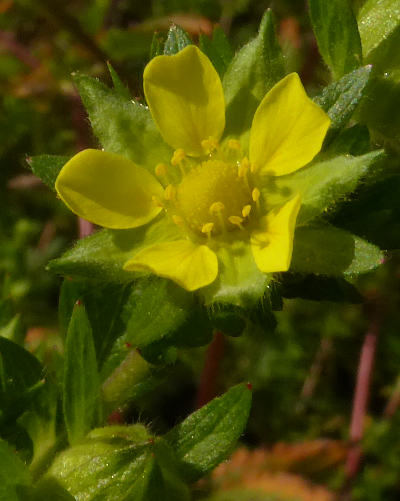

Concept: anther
[[164, 184, 176, 201], [171, 148, 186, 166], [201, 222, 214, 235], [209, 201, 225, 214], [155, 163, 167, 177], [228, 139, 241, 151], [242, 204, 252, 218], [252, 187, 261, 202], [228, 215, 245, 230], [238, 163, 248, 178], [201, 136, 218, 155]]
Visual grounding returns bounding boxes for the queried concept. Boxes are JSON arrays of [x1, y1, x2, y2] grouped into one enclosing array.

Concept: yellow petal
[[251, 195, 301, 272], [55, 149, 164, 229], [124, 240, 218, 291], [143, 45, 225, 156], [249, 73, 330, 176]]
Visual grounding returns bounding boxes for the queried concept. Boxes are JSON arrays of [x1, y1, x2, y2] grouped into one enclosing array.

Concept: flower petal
[[124, 240, 218, 291], [143, 45, 225, 156], [55, 149, 163, 229], [249, 73, 330, 176], [251, 195, 301, 272]]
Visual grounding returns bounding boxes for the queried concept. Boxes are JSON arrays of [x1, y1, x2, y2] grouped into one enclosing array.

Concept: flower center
[[176, 159, 252, 234]]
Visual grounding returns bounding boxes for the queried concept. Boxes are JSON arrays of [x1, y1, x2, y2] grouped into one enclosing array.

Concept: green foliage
[[27, 155, 69, 192], [106, 62, 131, 100], [309, 0, 362, 79], [0, 439, 31, 500], [63, 302, 102, 444], [165, 383, 252, 481], [223, 9, 285, 139], [200, 26, 234, 77], [163, 25, 192, 55]]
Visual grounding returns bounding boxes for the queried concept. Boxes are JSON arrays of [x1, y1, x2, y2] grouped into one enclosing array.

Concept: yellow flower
[[55, 45, 330, 292]]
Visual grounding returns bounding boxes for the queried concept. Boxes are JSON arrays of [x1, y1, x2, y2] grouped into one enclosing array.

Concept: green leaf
[[291, 225, 384, 276], [73, 74, 172, 171], [63, 302, 102, 445], [106, 62, 131, 100], [327, 124, 370, 156], [0, 337, 43, 426], [223, 9, 284, 139], [263, 150, 385, 225], [200, 26, 233, 77], [163, 25, 192, 55], [0, 439, 31, 501], [27, 155, 69, 191], [314, 65, 372, 143], [358, 0, 400, 63], [48, 217, 179, 282], [150, 32, 164, 59], [281, 274, 363, 303], [46, 426, 189, 501], [165, 383, 252, 482], [309, 0, 362, 79]]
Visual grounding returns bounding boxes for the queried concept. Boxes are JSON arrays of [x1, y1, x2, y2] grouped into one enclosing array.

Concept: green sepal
[[73, 73, 172, 171], [280, 273, 363, 303], [314, 65, 372, 144], [291, 225, 384, 276], [27, 155, 69, 191], [106, 62, 131, 100], [48, 216, 181, 282], [0, 439, 31, 501], [165, 383, 252, 482], [223, 9, 284, 141], [63, 302, 102, 445], [199, 25, 233, 77], [163, 25, 192, 55], [208, 303, 247, 337], [45, 426, 190, 501], [150, 32, 164, 59], [308, 0, 362, 79], [262, 150, 385, 225]]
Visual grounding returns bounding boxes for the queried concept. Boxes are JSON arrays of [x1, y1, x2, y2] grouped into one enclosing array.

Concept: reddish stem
[[195, 330, 225, 409], [344, 300, 381, 484]]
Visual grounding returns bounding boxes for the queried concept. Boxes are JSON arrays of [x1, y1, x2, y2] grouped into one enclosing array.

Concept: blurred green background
[[1, 1, 400, 500]]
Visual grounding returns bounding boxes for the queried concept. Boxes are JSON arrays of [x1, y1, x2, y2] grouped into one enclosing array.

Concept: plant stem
[[344, 298, 381, 487], [195, 330, 225, 409]]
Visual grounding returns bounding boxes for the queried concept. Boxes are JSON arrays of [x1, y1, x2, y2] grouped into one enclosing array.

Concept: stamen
[[201, 136, 218, 155], [228, 139, 241, 151], [155, 163, 167, 177], [228, 215, 245, 230], [238, 163, 248, 178], [209, 201, 225, 214], [171, 148, 186, 166], [252, 187, 261, 202], [201, 222, 214, 235], [164, 184, 176, 201], [242, 204, 252, 218]]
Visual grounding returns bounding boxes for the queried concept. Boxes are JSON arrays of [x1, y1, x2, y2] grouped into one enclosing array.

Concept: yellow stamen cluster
[[154, 138, 262, 238]]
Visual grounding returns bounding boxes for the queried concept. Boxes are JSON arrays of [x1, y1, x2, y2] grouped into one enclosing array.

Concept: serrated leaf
[[314, 65, 372, 143], [309, 0, 362, 79], [0, 337, 43, 426], [358, 0, 400, 62], [0, 439, 31, 501], [199, 26, 233, 77], [165, 383, 252, 482], [63, 303, 101, 445], [106, 62, 131, 100], [291, 225, 384, 276], [47, 427, 189, 501], [223, 9, 284, 139], [27, 155, 69, 191], [163, 25, 192, 55], [263, 150, 385, 225], [73, 74, 172, 171]]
